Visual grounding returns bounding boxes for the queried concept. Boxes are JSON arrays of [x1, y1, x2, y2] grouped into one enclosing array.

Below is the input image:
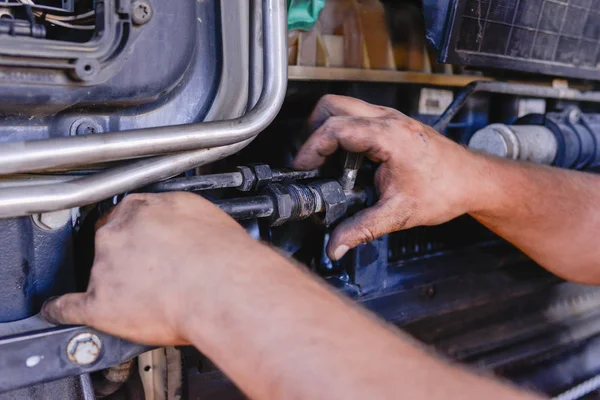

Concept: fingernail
[[333, 245, 349, 260], [41, 296, 59, 324]]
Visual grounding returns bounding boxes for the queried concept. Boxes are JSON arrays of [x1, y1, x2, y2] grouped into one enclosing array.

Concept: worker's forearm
[[181, 247, 539, 400], [468, 154, 600, 283]]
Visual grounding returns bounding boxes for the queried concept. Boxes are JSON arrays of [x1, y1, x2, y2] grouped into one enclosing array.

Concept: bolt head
[[250, 164, 273, 189], [32, 209, 71, 231], [67, 332, 102, 366], [236, 166, 256, 191], [132, 0, 153, 25], [265, 184, 293, 226], [70, 118, 103, 136]]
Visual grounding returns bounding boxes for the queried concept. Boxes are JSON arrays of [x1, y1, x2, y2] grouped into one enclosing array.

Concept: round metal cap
[[468, 124, 519, 160]]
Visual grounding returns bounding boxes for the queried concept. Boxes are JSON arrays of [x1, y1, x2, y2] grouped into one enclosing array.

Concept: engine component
[[0, 0, 287, 219], [213, 180, 366, 227], [92, 359, 135, 398], [0, 324, 149, 394], [145, 165, 319, 193], [468, 124, 558, 164], [0, 1, 285, 396], [0, 217, 74, 322], [0, 0, 196, 107], [468, 108, 600, 169], [3, 1, 600, 398], [0, 18, 45, 38]]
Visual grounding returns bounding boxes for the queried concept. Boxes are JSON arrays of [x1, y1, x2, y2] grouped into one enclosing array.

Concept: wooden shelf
[[288, 66, 493, 87]]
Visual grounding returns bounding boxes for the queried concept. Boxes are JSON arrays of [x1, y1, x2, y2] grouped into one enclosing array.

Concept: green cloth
[[287, 0, 325, 31]]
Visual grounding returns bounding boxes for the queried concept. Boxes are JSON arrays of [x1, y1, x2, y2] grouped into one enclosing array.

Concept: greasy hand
[[293, 95, 480, 260], [42, 192, 271, 345]]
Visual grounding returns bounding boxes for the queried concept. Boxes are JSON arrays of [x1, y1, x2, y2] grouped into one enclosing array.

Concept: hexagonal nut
[[236, 166, 256, 191], [309, 180, 347, 226], [265, 184, 294, 226], [250, 164, 273, 189], [32, 209, 71, 231], [66, 332, 102, 366]]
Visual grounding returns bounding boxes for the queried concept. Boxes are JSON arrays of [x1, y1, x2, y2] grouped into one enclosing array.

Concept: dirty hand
[[42, 193, 275, 345], [293, 95, 482, 260]]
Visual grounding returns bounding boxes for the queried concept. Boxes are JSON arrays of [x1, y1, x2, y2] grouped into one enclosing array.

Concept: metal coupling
[[264, 180, 347, 226], [250, 164, 274, 190], [264, 183, 322, 226], [214, 180, 358, 226], [308, 180, 347, 226], [236, 166, 256, 191], [236, 163, 320, 192]]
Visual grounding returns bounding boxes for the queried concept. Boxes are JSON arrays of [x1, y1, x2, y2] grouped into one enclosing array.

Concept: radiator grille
[[441, 0, 600, 80]]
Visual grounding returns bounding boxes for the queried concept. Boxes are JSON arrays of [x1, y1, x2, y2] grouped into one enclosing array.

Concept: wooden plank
[[288, 65, 494, 87]]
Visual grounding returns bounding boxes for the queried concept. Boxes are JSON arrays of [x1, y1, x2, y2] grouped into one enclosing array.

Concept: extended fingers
[[327, 196, 415, 260], [308, 94, 398, 130], [294, 116, 394, 170]]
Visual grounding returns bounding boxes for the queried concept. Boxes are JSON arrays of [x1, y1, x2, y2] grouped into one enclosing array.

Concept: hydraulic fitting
[[214, 180, 360, 227]]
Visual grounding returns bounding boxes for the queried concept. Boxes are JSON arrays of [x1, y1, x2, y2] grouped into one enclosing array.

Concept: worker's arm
[[293, 95, 600, 284], [42, 192, 538, 399]]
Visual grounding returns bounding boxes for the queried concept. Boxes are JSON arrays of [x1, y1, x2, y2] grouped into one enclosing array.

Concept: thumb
[[327, 199, 411, 260], [41, 293, 91, 326]]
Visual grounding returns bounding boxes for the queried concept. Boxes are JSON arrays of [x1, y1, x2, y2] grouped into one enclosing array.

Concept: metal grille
[[388, 217, 495, 262], [442, 0, 600, 80]]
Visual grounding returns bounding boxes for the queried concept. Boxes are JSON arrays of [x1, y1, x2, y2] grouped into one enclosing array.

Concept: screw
[[67, 332, 102, 366], [71, 119, 103, 136], [132, 0, 153, 25], [77, 124, 96, 135], [32, 209, 71, 231]]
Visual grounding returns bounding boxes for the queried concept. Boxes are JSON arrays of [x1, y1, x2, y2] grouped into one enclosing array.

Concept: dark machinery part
[[0, 0, 200, 112], [145, 164, 319, 193], [92, 359, 135, 398], [469, 108, 600, 170], [213, 180, 366, 227], [0, 217, 75, 322], [2, 1, 600, 396], [423, 0, 600, 81], [0, 1, 266, 397], [0, 176, 361, 396], [0, 323, 149, 394], [215, 195, 276, 220], [0, 19, 46, 38]]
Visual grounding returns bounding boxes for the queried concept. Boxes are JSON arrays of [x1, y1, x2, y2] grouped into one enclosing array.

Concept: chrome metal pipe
[[0, 0, 287, 175], [0, 142, 251, 218], [0, 0, 287, 217], [0, 174, 78, 188], [248, 0, 264, 112]]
